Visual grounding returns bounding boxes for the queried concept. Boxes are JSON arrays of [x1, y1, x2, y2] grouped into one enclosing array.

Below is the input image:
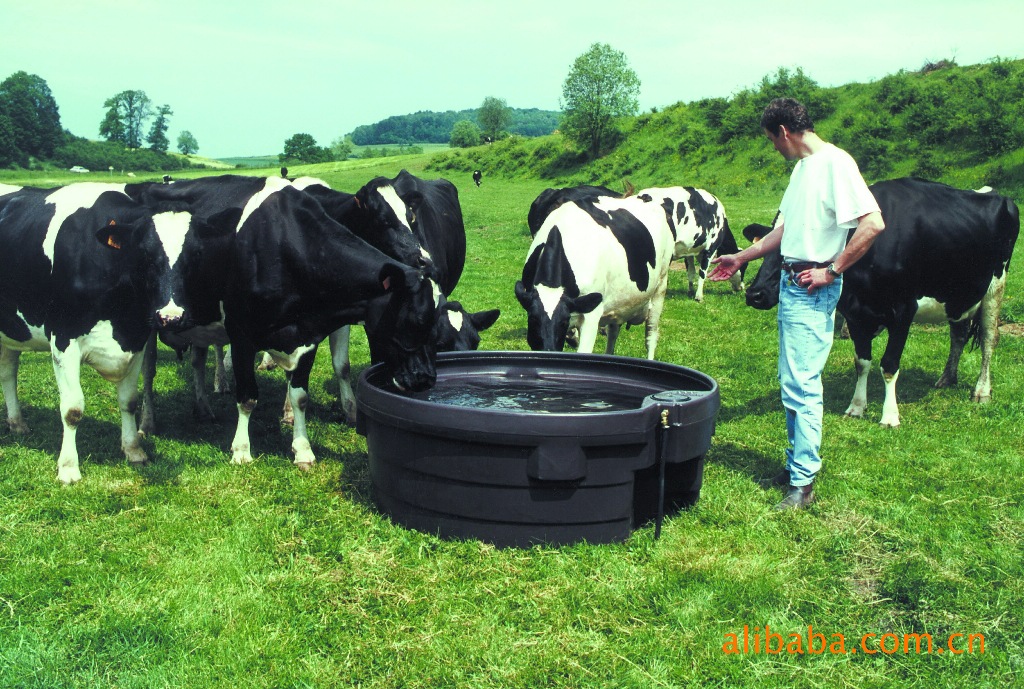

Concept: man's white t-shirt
[[778, 142, 880, 263]]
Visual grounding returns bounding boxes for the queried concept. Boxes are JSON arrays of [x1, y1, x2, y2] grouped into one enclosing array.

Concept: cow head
[[148, 206, 240, 332], [433, 297, 500, 351], [367, 262, 438, 392], [352, 176, 428, 270], [741, 216, 783, 310], [516, 227, 602, 351], [743, 247, 783, 310], [89, 193, 195, 331]]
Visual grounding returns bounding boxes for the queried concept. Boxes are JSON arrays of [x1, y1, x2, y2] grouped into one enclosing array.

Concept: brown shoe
[[758, 470, 790, 489], [774, 484, 814, 511]]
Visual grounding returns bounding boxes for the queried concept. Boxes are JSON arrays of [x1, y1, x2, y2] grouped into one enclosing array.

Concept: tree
[[100, 90, 152, 148], [177, 130, 199, 155], [560, 42, 640, 157], [147, 104, 173, 152], [450, 120, 481, 148], [330, 136, 353, 160], [0, 111, 19, 167], [0, 71, 64, 159], [280, 133, 330, 164], [478, 96, 512, 141]]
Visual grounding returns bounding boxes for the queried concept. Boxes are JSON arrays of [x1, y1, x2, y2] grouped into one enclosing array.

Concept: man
[[709, 98, 885, 510]]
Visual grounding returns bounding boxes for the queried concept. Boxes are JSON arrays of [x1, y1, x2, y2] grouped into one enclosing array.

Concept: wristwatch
[[826, 263, 841, 278]]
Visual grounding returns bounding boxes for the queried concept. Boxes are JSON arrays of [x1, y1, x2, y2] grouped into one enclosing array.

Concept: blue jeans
[[777, 271, 842, 487]]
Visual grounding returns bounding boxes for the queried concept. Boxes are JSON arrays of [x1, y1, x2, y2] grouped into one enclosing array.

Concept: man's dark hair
[[760, 98, 815, 136]]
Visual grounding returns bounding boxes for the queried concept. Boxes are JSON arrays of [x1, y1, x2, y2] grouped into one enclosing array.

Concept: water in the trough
[[419, 378, 648, 414]]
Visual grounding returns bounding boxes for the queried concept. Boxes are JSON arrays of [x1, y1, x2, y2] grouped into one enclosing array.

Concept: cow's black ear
[[199, 208, 244, 237], [403, 190, 425, 215], [469, 308, 501, 332], [514, 280, 532, 307], [96, 221, 133, 251], [378, 263, 406, 292], [573, 292, 603, 314]]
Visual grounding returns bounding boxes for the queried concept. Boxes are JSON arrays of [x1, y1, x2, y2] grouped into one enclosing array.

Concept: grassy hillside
[[428, 59, 1024, 202]]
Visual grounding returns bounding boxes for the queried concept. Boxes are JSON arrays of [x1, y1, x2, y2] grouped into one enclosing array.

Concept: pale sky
[[4, 0, 1021, 158]]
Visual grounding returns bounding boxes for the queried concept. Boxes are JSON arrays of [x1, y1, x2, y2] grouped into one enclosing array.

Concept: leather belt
[[781, 260, 830, 273]]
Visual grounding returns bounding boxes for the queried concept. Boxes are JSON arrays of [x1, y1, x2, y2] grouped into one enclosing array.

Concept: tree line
[[0, 71, 201, 172], [349, 106, 560, 146]]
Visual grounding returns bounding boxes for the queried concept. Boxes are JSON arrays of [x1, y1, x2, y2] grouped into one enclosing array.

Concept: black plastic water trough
[[356, 351, 720, 548]]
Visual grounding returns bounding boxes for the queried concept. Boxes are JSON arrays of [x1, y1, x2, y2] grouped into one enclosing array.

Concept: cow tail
[[967, 311, 984, 351]]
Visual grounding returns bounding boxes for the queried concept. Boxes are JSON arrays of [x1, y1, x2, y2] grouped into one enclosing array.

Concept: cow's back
[[530, 196, 673, 299], [848, 178, 1019, 316]]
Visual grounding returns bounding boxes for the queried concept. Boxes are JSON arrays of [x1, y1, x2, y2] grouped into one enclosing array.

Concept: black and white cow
[[516, 194, 675, 358], [637, 186, 745, 301], [127, 175, 438, 467], [473, 170, 482, 187], [294, 171, 498, 422], [0, 182, 192, 483], [743, 177, 1019, 426]]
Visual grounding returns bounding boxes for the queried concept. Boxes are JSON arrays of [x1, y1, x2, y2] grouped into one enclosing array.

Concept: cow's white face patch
[[376, 185, 413, 234], [446, 310, 464, 333], [151, 210, 192, 266], [238, 176, 291, 230], [536, 284, 564, 319], [43, 183, 126, 262]]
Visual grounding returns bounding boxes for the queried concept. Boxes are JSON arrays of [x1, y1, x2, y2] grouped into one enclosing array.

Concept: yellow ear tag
[[107, 234, 122, 249]]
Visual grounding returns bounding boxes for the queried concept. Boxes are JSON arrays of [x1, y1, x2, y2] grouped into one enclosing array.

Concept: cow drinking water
[[516, 193, 675, 358]]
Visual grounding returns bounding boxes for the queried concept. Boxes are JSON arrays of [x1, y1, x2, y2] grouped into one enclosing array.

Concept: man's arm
[[797, 211, 885, 290], [708, 223, 784, 281]]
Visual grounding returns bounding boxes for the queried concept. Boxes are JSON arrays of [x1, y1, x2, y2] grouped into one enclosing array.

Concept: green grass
[[1, 164, 1022, 688]]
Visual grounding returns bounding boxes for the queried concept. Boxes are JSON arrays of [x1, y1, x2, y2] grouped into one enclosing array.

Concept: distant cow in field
[[516, 193, 675, 358], [743, 177, 1019, 427], [0, 182, 192, 483], [473, 170, 482, 187]]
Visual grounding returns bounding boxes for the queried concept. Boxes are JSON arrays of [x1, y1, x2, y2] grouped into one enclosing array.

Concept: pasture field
[[1, 162, 1022, 688]]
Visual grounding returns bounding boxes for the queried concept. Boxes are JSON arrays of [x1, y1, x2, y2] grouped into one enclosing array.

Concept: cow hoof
[[843, 408, 866, 419], [972, 393, 992, 404], [230, 447, 254, 465], [879, 417, 901, 428], [292, 439, 316, 467], [193, 403, 217, 423], [934, 374, 957, 389], [7, 419, 30, 435], [57, 466, 82, 484]]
